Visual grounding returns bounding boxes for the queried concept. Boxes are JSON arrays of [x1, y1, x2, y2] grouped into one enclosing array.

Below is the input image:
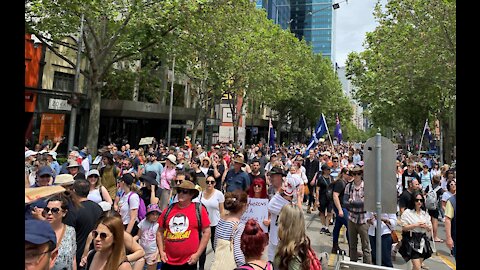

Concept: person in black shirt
[[401, 162, 420, 192], [212, 152, 227, 191], [316, 164, 334, 235], [70, 179, 104, 269], [331, 167, 351, 254], [304, 150, 319, 213]]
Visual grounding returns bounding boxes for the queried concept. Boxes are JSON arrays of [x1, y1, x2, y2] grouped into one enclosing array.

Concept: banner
[[38, 113, 66, 143], [240, 198, 269, 232]]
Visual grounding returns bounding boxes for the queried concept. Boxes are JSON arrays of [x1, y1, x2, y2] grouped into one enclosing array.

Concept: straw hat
[[54, 174, 75, 186]]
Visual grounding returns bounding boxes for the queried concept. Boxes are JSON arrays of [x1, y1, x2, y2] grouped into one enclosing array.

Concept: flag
[[269, 118, 275, 153], [334, 114, 343, 143], [306, 114, 328, 152], [424, 120, 435, 150]]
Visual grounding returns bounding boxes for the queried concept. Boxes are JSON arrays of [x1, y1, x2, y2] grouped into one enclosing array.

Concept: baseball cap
[[25, 220, 57, 249], [25, 150, 38, 159], [321, 164, 331, 171], [37, 166, 54, 177], [121, 173, 135, 185], [86, 169, 100, 178]]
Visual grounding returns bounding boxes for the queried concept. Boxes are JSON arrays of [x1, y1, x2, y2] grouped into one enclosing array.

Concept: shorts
[[318, 195, 333, 213], [427, 209, 439, 219], [145, 250, 159, 265]]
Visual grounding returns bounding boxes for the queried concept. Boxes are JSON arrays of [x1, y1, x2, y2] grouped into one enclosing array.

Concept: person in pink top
[[159, 154, 177, 211]]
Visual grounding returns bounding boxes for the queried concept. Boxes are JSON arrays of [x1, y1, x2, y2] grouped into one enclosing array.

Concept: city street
[[203, 205, 456, 270]]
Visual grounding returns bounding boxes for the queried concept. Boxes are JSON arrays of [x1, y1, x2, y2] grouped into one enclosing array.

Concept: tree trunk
[[86, 83, 102, 156], [192, 108, 203, 145]]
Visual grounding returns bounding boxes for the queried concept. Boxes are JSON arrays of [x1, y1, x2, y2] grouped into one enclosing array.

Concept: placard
[[38, 113, 65, 143], [240, 198, 269, 232]]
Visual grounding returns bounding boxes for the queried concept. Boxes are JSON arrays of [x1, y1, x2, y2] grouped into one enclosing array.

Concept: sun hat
[[232, 156, 246, 165], [146, 204, 162, 215], [175, 180, 200, 198], [351, 165, 363, 173], [54, 174, 75, 186], [67, 160, 80, 168], [139, 171, 158, 185], [166, 154, 177, 165], [25, 150, 38, 159], [268, 166, 287, 176]]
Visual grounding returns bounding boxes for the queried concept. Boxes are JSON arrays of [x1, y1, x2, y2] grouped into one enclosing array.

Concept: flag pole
[[323, 113, 335, 154], [267, 117, 271, 156], [418, 119, 428, 155]]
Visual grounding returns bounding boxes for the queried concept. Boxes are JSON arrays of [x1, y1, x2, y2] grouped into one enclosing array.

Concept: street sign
[[171, 124, 192, 129], [363, 135, 397, 213]]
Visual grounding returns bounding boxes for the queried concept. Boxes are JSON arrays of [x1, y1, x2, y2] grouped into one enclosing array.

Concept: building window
[[53, 71, 74, 91]]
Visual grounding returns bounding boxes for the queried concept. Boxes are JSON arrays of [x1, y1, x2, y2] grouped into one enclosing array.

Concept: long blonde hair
[[277, 204, 311, 270]]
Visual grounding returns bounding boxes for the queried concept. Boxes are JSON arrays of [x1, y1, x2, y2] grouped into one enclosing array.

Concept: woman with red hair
[[235, 219, 273, 270], [248, 177, 268, 199], [248, 178, 271, 231]]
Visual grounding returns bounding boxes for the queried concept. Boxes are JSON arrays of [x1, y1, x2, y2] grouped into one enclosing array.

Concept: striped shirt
[[347, 181, 367, 224], [213, 219, 245, 266]]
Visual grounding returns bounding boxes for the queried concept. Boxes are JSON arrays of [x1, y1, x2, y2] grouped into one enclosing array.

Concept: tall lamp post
[[167, 56, 175, 147], [68, 14, 84, 152]]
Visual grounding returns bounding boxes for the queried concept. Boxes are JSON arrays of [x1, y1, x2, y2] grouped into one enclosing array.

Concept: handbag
[[211, 222, 239, 270], [391, 230, 399, 243], [304, 184, 310, 195]]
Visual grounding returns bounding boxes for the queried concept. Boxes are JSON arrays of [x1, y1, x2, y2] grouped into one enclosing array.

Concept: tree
[[26, 0, 213, 154], [346, 0, 455, 161]]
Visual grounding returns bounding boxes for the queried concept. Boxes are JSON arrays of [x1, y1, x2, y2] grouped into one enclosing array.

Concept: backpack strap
[[85, 250, 96, 269], [99, 185, 104, 202], [195, 202, 203, 241], [162, 203, 176, 229]]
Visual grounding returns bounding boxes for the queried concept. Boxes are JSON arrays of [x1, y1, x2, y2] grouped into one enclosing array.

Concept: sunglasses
[[88, 175, 99, 178], [206, 181, 215, 185], [415, 198, 424, 202], [39, 175, 51, 178], [42, 207, 61, 216], [92, 230, 110, 240], [351, 172, 362, 176], [175, 180, 183, 185], [254, 184, 262, 188], [177, 189, 190, 194]]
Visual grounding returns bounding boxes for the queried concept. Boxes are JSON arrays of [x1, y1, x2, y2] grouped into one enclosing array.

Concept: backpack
[[307, 247, 322, 270], [235, 261, 274, 270], [425, 185, 442, 210], [128, 192, 147, 221], [163, 202, 203, 241]]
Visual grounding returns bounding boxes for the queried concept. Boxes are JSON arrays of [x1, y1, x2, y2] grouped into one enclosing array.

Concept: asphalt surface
[[202, 205, 456, 270]]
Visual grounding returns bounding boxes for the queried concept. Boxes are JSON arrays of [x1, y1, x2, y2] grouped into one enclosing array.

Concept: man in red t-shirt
[[157, 180, 211, 270]]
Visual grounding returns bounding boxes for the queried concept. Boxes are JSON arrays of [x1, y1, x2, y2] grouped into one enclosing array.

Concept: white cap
[[86, 169, 100, 178], [47, 151, 57, 160], [25, 150, 38, 159]]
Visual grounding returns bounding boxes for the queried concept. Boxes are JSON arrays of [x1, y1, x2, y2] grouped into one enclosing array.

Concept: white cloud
[[334, 0, 387, 67]]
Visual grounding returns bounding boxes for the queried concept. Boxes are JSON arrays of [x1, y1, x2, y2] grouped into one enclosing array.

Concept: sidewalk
[[204, 206, 456, 270]]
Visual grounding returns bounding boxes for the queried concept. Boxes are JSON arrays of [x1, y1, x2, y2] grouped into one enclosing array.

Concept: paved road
[[203, 205, 456, 269]]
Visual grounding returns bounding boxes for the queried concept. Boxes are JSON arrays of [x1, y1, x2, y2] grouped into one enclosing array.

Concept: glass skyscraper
[[255, 0, 291, 30], [290, 0, 334, 60], [255, 0, 334, 62]]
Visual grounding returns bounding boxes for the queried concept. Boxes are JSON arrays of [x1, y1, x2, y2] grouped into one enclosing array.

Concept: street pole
[[167, 56, 175, 147], [375, 133, 382, 265], [68, 14, 84, 152]]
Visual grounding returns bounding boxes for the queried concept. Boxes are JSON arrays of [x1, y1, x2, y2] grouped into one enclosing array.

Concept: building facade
[[290, 0, 334, 62], [256, 0, 292, 30], [336, 66, 365, 131]]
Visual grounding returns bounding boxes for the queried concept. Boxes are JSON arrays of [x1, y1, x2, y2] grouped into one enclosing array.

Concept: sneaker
[[325, 228, 332, 236], [320, 227, 327, 234]]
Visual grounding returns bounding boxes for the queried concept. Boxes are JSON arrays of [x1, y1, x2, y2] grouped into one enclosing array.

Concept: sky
[[334, 0, 387, 67]]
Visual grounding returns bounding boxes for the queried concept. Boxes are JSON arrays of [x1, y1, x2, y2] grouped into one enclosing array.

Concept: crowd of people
[[25, 137, 456, 270]]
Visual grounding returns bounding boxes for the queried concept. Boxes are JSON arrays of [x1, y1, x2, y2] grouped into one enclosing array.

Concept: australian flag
[[424, 121, 435, 150], [306, 114, 328, 152], [334, 114, 343, 143], [269, 118, 275, 153]]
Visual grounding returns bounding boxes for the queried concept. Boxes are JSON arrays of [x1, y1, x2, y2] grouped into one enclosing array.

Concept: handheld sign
[[240, 198, 269, 232]]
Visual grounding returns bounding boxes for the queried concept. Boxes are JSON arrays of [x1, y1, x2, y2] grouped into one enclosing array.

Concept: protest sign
[[240, 198, 269, 232]]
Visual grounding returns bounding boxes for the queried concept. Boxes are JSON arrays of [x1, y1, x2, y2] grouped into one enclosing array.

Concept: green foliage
[[346, 0, 455, 141]]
